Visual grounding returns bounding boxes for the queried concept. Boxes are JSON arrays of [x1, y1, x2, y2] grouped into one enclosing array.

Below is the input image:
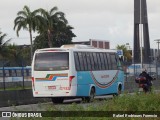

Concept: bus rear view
[[32, 48, 76, 103], [32, 45, 124, 103]]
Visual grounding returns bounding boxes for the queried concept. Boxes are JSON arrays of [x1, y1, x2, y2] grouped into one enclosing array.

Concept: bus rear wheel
[[82, 87, 95, 102], [51, 97, 64, 104]]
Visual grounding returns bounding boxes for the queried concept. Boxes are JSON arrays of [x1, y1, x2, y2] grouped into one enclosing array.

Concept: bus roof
[[60, 44, 94, 49], [35, 44, 117, 53]]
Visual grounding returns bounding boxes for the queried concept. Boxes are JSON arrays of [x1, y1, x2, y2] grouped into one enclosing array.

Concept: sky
[[0, 0, 160, 49]]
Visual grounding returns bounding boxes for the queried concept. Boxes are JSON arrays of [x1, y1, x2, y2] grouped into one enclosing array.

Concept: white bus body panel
[[32, 49, 77, 97]]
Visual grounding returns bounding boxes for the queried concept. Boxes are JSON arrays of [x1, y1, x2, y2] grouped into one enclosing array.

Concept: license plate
[[48, 86, 56, 90]]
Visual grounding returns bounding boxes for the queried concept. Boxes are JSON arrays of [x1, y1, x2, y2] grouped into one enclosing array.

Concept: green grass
[[10, 92, 160, 120]]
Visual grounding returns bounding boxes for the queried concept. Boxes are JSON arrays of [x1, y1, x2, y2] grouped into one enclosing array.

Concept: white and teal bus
[[31, 45, 124, 103]]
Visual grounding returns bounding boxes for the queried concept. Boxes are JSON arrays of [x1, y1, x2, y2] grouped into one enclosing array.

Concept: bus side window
[[78, 52, 85, 71], [110, 54, 117, 70], [96, 53, 102, 70], [74, 52, 80, 71], [86, 52, 92, 71], [103, 53, 109, 70], [106, 53, 112, 70], [89, 53, 95, 71], [93, 53, 99, 70], [82, 52, 88, 71], [115, 54, 122, 70], [100, 53, 105, 70]]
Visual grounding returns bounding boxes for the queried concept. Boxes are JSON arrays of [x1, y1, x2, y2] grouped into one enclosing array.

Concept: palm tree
[[0, 31, 11, 67], [14, 5, 42, 60], [38, 7, 68, 47]]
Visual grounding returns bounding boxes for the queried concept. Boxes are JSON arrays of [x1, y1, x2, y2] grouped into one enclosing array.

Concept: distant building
[[73, 39, 110, 49]]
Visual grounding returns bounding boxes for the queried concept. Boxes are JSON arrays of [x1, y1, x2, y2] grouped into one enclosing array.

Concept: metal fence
[[124, 75, 160, 92], [0, 65, 159, 91], [0, 67, 31, 90]]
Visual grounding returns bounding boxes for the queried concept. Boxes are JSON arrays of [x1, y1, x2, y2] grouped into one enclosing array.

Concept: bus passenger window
[[78, 52, 84, 71], [86, 53, 92, 71], [110, 54, 117, 70], [93, 53, 99, 70], [89, 53, 95, 70], [100, 53, 106, 70], [103, 53, 109, 70], [74, 52, 80, 71], [96, 53, 102, 70], [115, 54, 122, 70], [106, 53, 112, 70], [82, 52, 88, 71]]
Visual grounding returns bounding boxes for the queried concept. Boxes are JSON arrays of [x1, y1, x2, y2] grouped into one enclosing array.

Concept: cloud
[[0, 0, 160, 48]]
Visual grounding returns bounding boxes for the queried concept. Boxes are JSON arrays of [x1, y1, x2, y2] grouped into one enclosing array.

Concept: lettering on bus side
[[60, 87, 70, 90], [101, 75, 110, 78], [48, 86, 56, 90]]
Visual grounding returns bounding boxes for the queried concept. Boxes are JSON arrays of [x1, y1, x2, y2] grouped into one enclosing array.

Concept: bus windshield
[[34, 52, 69, 71]]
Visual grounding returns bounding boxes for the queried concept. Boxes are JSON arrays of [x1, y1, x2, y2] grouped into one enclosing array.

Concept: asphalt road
[[0, 95, 113, 111]]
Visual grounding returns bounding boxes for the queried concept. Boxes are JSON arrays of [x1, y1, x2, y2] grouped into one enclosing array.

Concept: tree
[[38, 7, 68, 47], [6, 44, 22, 66], [116, 44, 132, 62], [0, 31, 11, 59], [14, 5, 42, 60], [53, 22, 76, 47], [33, 32, 48, 50], [33, 23, 76, 50], [33, 7, 76, 50]]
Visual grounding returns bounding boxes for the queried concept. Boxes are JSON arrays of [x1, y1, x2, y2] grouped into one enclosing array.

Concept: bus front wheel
[[113, 84, 122, 97], [51, 97, 64, 104]]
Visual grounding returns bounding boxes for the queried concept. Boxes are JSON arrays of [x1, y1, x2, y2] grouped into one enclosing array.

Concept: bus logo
[[2, 112, 11, 117], [36, 73, 68, 81]]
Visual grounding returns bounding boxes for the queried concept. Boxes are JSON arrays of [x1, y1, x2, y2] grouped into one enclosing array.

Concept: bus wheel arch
[[117, 83, 122, 95], [90, 86, 95, 99], [113, 83, 122, 97], [82, 85, 95, 102]]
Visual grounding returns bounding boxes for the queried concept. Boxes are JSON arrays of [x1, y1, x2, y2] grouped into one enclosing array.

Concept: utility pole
[[140, 0, 143, 70], [154, 39, 160, 79]]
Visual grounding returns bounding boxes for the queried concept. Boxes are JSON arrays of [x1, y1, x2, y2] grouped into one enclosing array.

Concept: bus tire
[[113, 84, 122, 97], [82, 87, 95, 102], [118, 84, 122, 95], [51, 97, 64, 104]]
